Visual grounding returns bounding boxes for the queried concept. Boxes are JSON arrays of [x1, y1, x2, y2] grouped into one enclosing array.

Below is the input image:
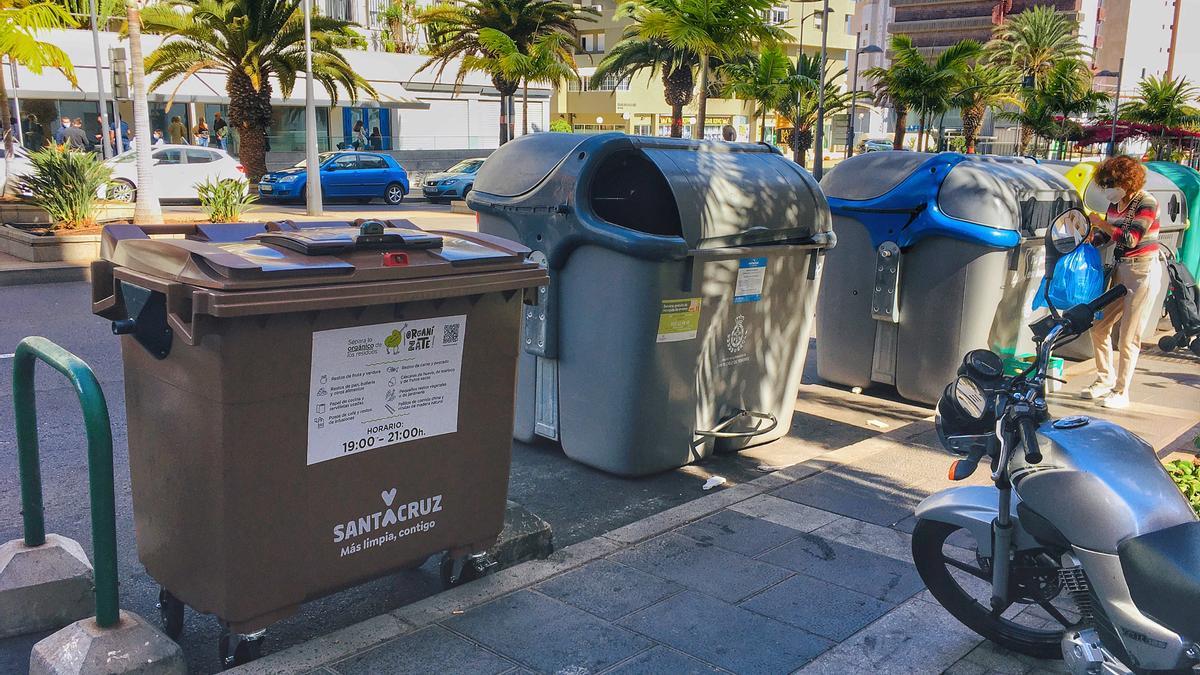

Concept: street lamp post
[[303, 0, 322, 216], [846, 35, 882, 158], [89, 0, 112, 160], [1096, 59, 1123, 158], [812, 0, 831, 180]]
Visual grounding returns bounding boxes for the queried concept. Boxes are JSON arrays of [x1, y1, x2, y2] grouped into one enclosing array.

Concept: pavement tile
[[603, 483, 763, 545], [738, 575, 895, 641], [442, 589, 653, 674], [331, 625, 514, 675], [230, 615, 407, 675], [810, 514, 915, 563], [796, 597, 983, 674], [757, 533, 924, 603], [619, 591, 833, 674], [610, 533, 793, 603], [726, 494, 842, 533], [962, 640, 1061, 674], [676, 509, 806, 556], [773, 469, 923, 528], [534, 559, 683, 621], [602, 646, 726, 674]]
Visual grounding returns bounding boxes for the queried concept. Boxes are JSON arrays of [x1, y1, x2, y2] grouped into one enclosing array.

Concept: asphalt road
[[0, 281, 846, 674]]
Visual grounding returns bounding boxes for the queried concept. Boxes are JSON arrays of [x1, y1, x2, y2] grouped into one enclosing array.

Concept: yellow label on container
[[657, 298, 702, 343]]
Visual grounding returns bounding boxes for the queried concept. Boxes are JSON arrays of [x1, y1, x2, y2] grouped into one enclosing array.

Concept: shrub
[[1167, 458, 1200, 516], [17, 143, 112, 230], [195, 177, 256, 222], [549, 119, 573, 133]]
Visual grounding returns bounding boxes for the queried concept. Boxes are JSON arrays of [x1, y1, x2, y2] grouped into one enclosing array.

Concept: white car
[[105, 145, 245, 202], [1, 145, 35, 195]]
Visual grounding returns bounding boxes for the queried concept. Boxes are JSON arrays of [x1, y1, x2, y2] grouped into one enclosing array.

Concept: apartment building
[[553, 0, 857, 145], [1093, 0, 1197, 98], [887, 0, 1096, 54]]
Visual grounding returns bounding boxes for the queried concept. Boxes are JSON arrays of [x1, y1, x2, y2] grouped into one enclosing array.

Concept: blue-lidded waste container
[[816, 151, 1081, 404], [470, 133, 834, 476]]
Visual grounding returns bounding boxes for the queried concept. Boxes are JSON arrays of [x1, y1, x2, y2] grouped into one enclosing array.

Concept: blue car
[[258, 151, 410, 204]]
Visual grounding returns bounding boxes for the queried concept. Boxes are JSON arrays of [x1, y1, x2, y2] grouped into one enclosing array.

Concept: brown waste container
[[91, 219, 546, 641]]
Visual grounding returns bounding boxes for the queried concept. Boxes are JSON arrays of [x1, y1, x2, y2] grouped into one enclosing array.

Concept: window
[[153, 149, 183, 165], [359, 155, 388, 169], [569, 73, 628, 91], [186, 150, 216, 164], [767, 6, 787, 24], [331, 154, 359, 170], [579, 32, 605, 53]]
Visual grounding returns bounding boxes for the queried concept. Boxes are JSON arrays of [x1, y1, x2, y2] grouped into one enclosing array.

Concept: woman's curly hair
[[1093, 156, 1146, 194]]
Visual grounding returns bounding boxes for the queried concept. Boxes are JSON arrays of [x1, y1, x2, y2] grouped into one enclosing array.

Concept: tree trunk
[[962, 105, 981, 154], [0, 63, 12, 197], [126, 1, 162, 223], [1017, 124, 1033, 156], [522, 82, 529, 136], [747, 112, 756, 143], [508, 94, 515, 143], [760, 111, 767, 144], [693, 54, 708, 140], [498, 94, 508, 145], [794, 127, 813, 168], [227, 70, 272, 181], [917, 113, 927, 152], [892, 105, 907, 150], [670, 102, 683, 138]]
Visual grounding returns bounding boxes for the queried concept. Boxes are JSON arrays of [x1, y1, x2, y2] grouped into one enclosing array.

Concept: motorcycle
[[912, 208, 1200, 675]]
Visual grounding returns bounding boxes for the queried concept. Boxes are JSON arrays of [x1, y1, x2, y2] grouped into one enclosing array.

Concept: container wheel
[[1159, 334, 1181, 352], [1190, 337, 1200, 357], [439, 552, 497, 589], [219, 628, 265, 670], [157, 587, 184, 641]]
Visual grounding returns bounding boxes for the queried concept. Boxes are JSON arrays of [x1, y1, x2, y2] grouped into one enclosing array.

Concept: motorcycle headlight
[[935, 375, 994, 455], [952, 376, 988, 420]]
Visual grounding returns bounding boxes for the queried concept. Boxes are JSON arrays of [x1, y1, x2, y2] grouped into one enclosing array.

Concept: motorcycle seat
[[1118, 520, 1200, 639]]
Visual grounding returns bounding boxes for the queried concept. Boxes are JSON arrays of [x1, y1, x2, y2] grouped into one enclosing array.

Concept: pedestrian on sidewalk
[[1082, 156, 1163, 410], [352, 120, 367, 150], [212, 112, 228, 149], [61, 119, 90, 151], [167, 116, 188, 144], [194, 119, 210, 147]]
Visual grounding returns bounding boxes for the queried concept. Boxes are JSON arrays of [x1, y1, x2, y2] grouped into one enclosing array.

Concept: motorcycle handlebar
[[1087, 285, 1128, 316], [1018, 416, 1042, 464]]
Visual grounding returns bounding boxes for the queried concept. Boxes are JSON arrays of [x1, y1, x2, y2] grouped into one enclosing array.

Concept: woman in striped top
[[1083, 156, 1163, 410]]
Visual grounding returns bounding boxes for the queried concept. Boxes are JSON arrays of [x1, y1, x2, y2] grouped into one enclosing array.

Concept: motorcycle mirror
[[1041, 207, 1089, 318]]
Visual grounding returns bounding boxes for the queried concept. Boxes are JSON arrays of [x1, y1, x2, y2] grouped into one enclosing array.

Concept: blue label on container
[[734, 257, 767, 303]]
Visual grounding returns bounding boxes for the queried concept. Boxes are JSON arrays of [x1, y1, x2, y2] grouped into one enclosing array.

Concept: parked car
[[422, 158, 485, 203], [861, 139, 896, 153], [105, 145, 245, 202], [258, 152, 410, 205]]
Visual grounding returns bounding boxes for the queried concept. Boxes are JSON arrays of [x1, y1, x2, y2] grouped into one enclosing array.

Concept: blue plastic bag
[[1033, 243, 1105, 311]]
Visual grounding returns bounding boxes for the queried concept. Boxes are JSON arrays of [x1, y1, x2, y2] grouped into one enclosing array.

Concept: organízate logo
[[726, 315, 748, 354], [332, 488, 443, 558]]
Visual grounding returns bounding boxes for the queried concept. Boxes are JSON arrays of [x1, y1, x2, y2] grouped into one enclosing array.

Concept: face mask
[[1103, 187, 1126, 203]]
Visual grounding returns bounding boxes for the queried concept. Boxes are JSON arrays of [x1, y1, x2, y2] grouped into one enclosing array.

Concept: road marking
[[0, 353, 14, 359]]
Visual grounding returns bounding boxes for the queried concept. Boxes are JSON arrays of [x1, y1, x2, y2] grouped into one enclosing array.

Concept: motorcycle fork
[[991, 480, 1014, 615]]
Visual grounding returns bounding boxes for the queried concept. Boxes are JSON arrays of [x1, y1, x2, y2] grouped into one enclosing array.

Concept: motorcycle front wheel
[[912, 519, 1074, 659]]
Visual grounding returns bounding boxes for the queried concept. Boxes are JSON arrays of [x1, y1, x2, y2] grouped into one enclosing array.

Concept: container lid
[[100, 219, 541, 291]]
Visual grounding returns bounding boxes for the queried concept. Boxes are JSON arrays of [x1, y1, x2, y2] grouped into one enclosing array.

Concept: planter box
[[0, 225, 101, 263]]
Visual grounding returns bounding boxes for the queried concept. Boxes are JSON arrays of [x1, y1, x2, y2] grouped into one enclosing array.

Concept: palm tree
[[1119, 75, 1200, 159], [380, 0, 419, 53], [418, 0, 592, 145], [142, 0, 376, 181], [616, 0, 787, 139], [721, 45, 790, 143], [891, 36, 981, 151], [779, 52, 852, 167], [863, 61, 912, 150], [592, 38, 697, 137], [951, 64, 1021, 153], [473, 28, 579, 135], [124, 0, 161, 222], [997, 95, 1054, 156], [986, 4, 1087, 88], [1038, 59, 1108, 159], [0, 0, 77, 190]]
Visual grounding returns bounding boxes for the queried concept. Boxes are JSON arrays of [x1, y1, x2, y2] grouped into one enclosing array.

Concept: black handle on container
[[1018, 416, 1042, 464]]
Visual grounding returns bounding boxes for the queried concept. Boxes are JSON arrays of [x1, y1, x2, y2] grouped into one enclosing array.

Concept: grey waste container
[[817, 151, 1081, 404], [1042, 161, 1188, 360], [469, 133, 834, 476]]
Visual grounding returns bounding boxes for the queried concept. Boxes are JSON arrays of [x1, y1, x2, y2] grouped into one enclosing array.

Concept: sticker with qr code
[[306, 315, 466, 465]]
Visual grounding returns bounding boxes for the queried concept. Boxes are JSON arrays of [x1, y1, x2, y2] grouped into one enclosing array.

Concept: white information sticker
[[307, 315, 466, 465]]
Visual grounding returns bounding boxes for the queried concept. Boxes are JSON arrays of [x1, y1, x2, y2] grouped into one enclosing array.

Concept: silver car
[[421, 158, 484, 204]]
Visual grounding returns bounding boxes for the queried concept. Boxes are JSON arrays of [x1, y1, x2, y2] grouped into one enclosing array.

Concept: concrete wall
[[265, 148, 494, 193]]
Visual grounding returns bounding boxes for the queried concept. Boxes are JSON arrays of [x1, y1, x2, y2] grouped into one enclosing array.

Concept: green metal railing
[[13, 336, 119, 628]]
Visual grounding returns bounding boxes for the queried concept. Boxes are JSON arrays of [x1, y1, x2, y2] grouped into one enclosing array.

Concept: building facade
[[888, 0, 1093, 54], [1093, 0, 1197, 97], [552, 0, 858, 149]]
